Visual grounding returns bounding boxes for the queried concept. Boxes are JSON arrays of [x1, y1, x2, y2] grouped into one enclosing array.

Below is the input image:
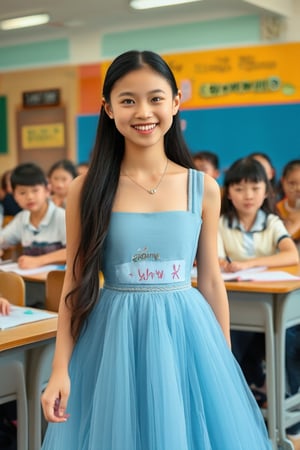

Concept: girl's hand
[[0, 297, 11, 315], [41, 370, 71, 423]]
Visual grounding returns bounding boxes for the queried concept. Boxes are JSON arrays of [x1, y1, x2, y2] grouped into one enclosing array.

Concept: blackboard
[[0, 96, 8, 154]]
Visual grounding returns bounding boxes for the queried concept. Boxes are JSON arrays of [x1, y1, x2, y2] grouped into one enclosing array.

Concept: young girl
[[218, 157, 299, 416], [219, 157, 297, 273], [277, 159, 300, 244], [41, 50, 272, 449], [48, 159, 78, 208]]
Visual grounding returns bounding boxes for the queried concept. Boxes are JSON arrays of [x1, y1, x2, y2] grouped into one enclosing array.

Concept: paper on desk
[[242, 271, 300, 282], [0, 262, 65, 276], [192, 266, 267, 281], [0, 305, 57, 330], [192, 266, 300, 281], [221, 266, 267, 281]]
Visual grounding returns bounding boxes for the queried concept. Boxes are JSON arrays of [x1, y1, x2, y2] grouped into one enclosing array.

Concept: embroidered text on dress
[[132, 247, 160, 263]]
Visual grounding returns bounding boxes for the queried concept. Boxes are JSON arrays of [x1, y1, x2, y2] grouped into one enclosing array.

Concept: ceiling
[[0, 0, 292, 47]]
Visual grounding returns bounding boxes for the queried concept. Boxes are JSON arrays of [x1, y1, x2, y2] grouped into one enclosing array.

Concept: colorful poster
[[100, 43, 300, 109]]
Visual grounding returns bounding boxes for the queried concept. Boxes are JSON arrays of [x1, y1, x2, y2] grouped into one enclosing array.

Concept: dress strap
[[189, 169, 204, 215]]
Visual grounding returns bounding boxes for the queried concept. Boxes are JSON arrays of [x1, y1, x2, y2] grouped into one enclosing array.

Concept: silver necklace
[[124, 159, 169, 195]]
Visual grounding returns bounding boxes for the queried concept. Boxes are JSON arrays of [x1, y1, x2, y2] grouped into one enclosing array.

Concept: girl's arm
[[196, 174, 231, 347], [41, 175, 85, 422], [226, 237, 299, 272]]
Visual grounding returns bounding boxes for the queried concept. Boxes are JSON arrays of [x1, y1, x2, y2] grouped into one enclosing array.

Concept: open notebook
[[0, 262, 65, 276], [0, 305, 57, 330]]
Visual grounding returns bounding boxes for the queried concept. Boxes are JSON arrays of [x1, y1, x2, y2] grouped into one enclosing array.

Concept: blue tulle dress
[[42, 169, 272, 450]]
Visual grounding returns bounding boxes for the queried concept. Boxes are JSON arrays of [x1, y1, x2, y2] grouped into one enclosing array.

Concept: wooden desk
[[0, 317, 57, 351], [194, 265, 300, 450], [1, 316, 58, 450]]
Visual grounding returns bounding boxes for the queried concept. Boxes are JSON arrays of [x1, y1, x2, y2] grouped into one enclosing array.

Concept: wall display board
[[78, 43, 300, 177], [16, 107, 67, 173]]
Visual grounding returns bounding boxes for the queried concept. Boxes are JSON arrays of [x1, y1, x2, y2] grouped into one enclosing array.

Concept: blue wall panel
[[76, 103, 300, 182]]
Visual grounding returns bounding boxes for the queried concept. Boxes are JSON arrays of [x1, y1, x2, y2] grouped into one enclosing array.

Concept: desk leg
[[26, 342, 54, 450], [228, 293, 277, 449], [275, 291, 300, 450]]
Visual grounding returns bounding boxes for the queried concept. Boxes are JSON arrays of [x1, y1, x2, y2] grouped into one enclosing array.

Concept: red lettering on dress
[[155, 270, 164, 279], [171, 264, 181, 279], [138, 268, 155, 281]]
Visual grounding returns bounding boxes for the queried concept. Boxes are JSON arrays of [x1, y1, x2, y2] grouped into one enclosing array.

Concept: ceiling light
[[0, 14, 50, 31], [130, 0, 201, 10]]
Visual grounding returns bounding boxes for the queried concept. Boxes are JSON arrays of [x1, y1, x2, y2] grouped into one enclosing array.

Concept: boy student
[[0, 163, 66, 306], [0, 162, 66, 267]]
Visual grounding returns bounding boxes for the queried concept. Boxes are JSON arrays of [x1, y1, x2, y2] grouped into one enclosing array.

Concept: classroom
[[1, 0, 300, 449]]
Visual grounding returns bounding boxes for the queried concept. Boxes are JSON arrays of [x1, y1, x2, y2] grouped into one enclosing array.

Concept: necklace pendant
[[148, 188, 157, 195]]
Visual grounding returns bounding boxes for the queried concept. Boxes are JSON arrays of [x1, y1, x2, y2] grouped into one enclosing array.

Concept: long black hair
[[221, 157, 275, 226], [68, 50, 194, 340]]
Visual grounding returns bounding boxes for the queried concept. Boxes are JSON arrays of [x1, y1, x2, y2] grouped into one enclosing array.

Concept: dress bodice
[[102, 169, 203, 288]]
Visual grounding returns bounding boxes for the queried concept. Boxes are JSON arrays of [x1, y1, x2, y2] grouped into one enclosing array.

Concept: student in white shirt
[[0, 162, 66, 269], [218, 157, 298, 430]]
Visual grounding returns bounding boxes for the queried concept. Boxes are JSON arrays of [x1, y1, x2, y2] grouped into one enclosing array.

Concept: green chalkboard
[[0, 96, 8, 153]]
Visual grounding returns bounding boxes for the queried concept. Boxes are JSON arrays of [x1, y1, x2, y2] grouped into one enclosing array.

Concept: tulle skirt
[[42, 286, 272, 450]]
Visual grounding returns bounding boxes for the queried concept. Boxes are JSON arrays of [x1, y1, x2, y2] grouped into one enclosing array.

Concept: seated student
[[0, 162, 66, 269], [48, 159, 78, 209], [276, 159, 300, 443], [218, 157, 300, 443], [277, 159, 300, 244], [192, 150, 220, 179]]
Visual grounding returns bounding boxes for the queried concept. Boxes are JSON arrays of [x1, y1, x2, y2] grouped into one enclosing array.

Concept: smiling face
[[104, 65, 180, 152]]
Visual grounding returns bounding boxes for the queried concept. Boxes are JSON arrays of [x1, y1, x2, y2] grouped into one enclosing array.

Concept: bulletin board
[[77, 42, 300, 177], [16, 106, 67, 173]]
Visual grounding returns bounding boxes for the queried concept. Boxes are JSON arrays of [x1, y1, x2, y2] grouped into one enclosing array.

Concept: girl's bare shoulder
[[68, 174, 86, 196], [203, 173, 221, 199]]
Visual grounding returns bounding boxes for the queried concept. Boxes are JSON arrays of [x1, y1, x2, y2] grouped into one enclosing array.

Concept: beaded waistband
[[103, 282, 192, 293]]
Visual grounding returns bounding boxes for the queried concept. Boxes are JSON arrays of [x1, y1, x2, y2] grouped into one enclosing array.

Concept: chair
[[45, 270, 65, 312], [0, 271, 26, 306], [45, 270, 104, 311]]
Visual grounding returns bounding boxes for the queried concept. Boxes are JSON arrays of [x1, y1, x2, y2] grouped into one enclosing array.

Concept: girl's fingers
[[42, 394, 70, 423]]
